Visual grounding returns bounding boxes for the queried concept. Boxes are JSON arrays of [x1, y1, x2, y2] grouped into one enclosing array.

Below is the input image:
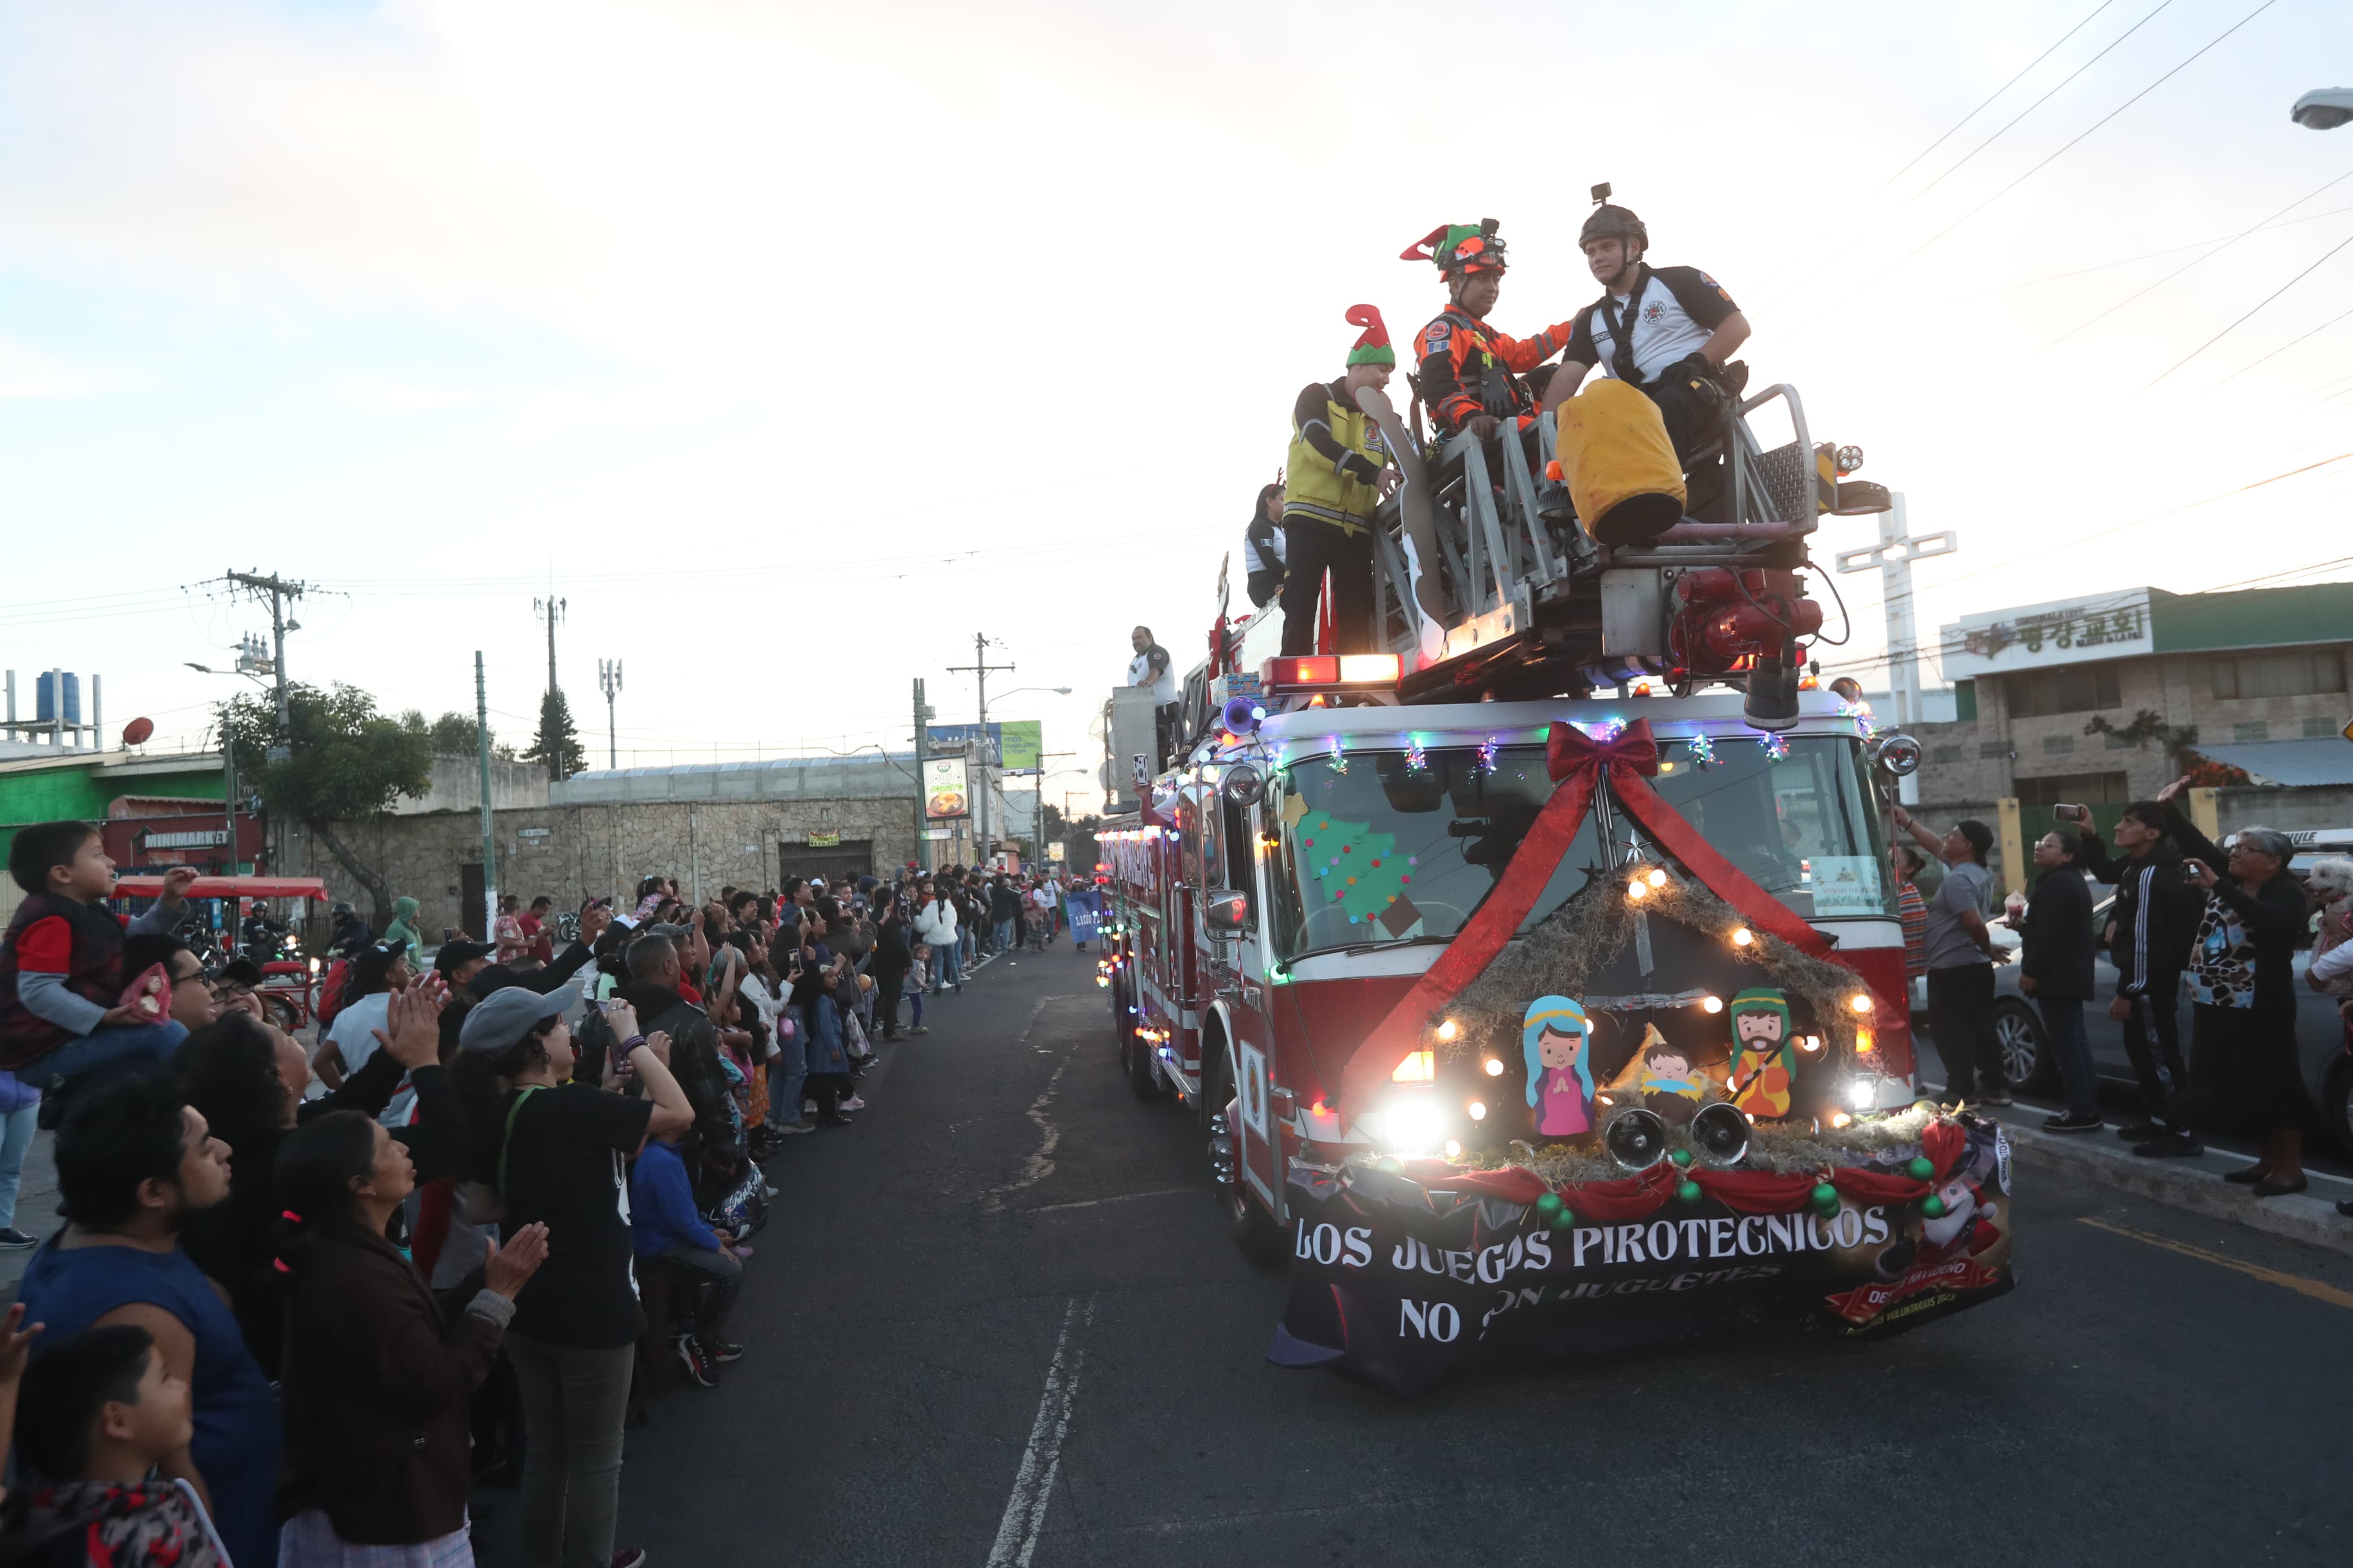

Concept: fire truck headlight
[[1383, 1096, 1443, 1152]]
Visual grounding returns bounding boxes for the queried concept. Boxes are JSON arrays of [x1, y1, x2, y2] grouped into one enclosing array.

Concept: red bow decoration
[[1545, 716, 1660, 780], [1336, 716, 1847, 1118]]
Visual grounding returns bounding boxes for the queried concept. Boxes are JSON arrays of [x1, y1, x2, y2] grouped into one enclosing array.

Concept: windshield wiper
[[1337, 933, 1455, 957]]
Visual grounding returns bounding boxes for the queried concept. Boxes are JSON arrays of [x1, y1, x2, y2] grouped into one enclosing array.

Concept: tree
[[2082, 710, 2251, 788], [1044, 804, 1103, 875], [221, 684, 433, 930], [523, 689, 587, 781], [1295, 807, 1423, 935], [427, 710, 490, 757]]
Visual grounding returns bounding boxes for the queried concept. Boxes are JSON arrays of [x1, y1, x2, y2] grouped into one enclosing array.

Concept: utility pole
[[226, 570, 305, 874], [1834, 493, 1957, 806], [476, 653, 498, 940], [225, 571, 304, 753], [912, 677, 934, 872], [598, 658, 623, 769], [947, 633, 1015, 867], [532, 595, 566, 695]]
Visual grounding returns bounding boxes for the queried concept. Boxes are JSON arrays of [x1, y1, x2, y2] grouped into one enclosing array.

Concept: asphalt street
[[473, 946, 2353, 1566]]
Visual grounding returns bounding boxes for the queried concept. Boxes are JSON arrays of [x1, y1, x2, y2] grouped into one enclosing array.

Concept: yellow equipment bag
[[1552, 378, 1684, 546]]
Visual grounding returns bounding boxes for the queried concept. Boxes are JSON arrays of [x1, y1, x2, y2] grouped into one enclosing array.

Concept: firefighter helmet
[[1400, 220, 1509, 278], [1579, 196, 1648, 254]]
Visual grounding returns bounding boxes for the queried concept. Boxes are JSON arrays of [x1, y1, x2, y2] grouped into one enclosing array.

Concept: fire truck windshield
[[1264, 735, 1891, 961]]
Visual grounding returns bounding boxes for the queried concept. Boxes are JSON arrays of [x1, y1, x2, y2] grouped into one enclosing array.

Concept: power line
[[2143, 226, 2353, 388], [2208, 301, 2353, 387], [2044, 165, 2353, 350], [1903, 0, 2156, 206], [1864, 0, 2283, 289], [1968, 202, 2353, 296], [1872, 0, 2124, 199]]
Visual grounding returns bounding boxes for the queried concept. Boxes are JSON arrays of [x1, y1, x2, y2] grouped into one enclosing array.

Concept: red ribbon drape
[[1338, 716, 1848, 1116]]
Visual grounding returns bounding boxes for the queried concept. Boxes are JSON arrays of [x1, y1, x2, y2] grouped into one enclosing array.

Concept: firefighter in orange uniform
[[1401, 220, 1577, 443]]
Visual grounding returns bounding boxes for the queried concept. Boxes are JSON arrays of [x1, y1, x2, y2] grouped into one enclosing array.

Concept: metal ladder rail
[[1450, 436, 1518, 615]]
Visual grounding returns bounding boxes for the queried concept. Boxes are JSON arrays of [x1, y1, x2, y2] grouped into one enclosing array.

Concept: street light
[[2293, 88, 2353, 129]]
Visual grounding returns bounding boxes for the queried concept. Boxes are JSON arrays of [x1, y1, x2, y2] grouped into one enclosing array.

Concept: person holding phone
[[1891, 806, 2005, 1104], [453, 989, 691, 1568], [2062, 797, 2201, 1142]]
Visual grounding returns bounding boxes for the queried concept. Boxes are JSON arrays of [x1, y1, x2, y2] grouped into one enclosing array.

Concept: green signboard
[[998, 720, 1042, 771]]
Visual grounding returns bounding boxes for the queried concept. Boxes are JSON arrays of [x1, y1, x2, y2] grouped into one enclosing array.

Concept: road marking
[[1023, 1187, 1195, 1215], [2078, 1218, 2353, 1308], [987, 1294, 1094, 1568]]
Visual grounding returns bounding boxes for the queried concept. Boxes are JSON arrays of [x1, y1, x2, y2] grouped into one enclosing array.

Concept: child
[[0, 823, 196, 1090], [0, 1324, 229, 1567], [630, 1121, 745, 1389]]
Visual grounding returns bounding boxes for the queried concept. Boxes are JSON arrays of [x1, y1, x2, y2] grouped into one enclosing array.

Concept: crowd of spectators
[[0, 815, 1104, 1568]]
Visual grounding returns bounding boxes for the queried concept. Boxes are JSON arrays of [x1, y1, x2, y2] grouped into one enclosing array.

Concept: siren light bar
[[1261, 653, 1401, 693]]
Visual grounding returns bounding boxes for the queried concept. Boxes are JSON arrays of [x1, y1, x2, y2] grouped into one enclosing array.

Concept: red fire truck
[[1091, 366, 2016, 1397]]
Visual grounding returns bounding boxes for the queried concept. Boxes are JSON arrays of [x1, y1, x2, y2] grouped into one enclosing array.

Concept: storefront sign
[[1941, 589, 2152, 677], [141, 828, 229, 850], [923, 758, 971, 820], [807, 830, 842, 848]]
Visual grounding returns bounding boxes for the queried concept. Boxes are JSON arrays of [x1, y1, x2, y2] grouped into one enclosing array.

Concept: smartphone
[[2054, 804, 2086, 823]]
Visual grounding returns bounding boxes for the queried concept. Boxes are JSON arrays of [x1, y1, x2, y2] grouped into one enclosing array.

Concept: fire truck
[[1096, 372, 1938, 1268]]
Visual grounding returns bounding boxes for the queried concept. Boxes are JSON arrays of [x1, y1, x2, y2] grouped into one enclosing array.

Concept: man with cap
[[572, 930, 738, 1182], [1545, 189, 1750, 471], [1894, 805, 2008, 1105], [434, 938, 495, 994], [1277, 304, 1403, 656]]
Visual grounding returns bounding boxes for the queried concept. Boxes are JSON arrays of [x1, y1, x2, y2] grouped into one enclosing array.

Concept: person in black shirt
[[1545, 194, 1751, 489], [2061, 797, 2200, 1140], [2018, 829, 2101, 1132], [1242, 481, 1286, 609], [453, 985, 690, 1568]]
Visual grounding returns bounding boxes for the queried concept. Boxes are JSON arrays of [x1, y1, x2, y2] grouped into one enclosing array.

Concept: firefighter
[[1402, 220, 1577, 442], [1545, 191, 1751, 468], [1277, 305, 1399, 656], [1242, 479, 1286, 610]]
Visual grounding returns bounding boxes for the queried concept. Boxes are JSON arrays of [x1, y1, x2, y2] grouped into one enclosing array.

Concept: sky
[[1, 0, 2349, 813]]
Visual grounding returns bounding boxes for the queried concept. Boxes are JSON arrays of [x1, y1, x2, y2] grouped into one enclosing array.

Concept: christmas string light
[[1588, 716, 1626, 744], [1757, 732, 1790, 761], [1686, 733, 1716, 766], [1476, 737, 1500, 775], [1404, 738, 1428, 773]]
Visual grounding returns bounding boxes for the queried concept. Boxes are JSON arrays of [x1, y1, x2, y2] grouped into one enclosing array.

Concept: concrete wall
[[392, 755, 550, 816], [290, 793, 927, 941]]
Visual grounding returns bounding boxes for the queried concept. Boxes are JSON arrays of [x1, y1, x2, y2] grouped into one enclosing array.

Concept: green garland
[[1437, 870, 1877, 1074]]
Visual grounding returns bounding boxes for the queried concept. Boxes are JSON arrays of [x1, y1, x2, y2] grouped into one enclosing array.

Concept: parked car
[[1983, 853, 2353, 1152]]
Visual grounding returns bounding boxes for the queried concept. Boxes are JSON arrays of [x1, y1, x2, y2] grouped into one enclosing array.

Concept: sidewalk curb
[[1998, 1113, 2353, 1259]]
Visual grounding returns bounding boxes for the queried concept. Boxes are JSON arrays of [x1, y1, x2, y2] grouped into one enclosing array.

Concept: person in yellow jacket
[[1278, 305, 1399, 656]]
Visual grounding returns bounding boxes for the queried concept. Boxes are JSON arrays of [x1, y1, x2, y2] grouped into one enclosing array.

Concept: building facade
[[1911, 582, 2353, 812]]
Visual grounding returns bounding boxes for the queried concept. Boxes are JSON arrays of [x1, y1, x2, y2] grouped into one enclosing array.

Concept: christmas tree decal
[[1297, 810, 1424, 935]]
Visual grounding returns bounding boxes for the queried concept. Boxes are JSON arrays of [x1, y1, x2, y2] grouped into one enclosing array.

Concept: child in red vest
[[0, 822, 195, 1089]]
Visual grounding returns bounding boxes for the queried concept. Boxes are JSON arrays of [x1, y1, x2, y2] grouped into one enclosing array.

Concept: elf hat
[[1399, 220, 1509, 278], [1344, 304, 1395, 366]]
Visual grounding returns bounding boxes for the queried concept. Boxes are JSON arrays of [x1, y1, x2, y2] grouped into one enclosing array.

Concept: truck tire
[[1124, 1025, 1161, 1100], [1209, 1106, 1287, 1268]]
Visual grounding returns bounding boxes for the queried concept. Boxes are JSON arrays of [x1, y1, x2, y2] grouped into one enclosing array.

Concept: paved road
[[451, 944, 2351, 1568]]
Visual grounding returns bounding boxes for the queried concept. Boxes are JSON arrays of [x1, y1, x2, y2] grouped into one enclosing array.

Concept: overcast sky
[[1, 0, 2348, 807]]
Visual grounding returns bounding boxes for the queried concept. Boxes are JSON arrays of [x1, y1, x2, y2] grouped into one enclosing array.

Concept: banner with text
[[1268, 1125, 2014, 1397]]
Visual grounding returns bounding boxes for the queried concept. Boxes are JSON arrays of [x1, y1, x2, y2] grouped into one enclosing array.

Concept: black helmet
[[1580, 182, 1647, 253]]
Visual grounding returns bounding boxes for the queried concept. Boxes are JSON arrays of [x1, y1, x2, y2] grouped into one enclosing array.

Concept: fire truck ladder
[[1358, 380, 1888, 706]]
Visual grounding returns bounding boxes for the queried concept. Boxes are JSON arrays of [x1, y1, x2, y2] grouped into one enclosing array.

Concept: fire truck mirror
[[1221, 763, 1265, 806], [1205, 888, 1251, 935], [1868, 732, 1923, 777]]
